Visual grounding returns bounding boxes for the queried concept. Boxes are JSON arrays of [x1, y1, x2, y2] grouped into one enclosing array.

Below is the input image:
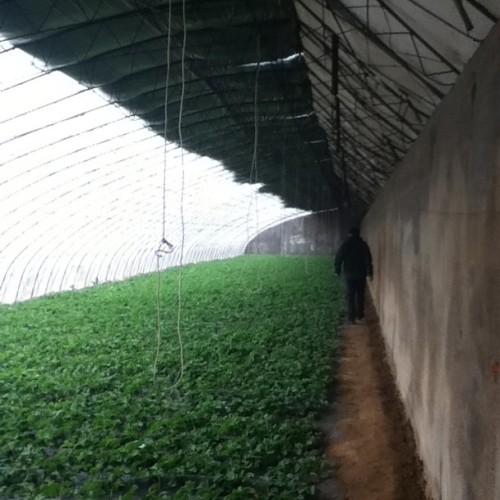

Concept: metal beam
[[374, 0, 460, 74], [325, 0, 445, 99]]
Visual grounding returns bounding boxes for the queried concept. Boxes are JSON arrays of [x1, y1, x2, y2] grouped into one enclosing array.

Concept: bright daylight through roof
[[0, 42, 306, 304]]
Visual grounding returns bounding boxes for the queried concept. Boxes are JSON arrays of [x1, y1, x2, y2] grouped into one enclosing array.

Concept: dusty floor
[[317, 299, 429, 500]]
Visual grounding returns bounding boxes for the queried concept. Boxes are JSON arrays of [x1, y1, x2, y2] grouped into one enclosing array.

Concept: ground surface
[[319, 298, 429, 500]]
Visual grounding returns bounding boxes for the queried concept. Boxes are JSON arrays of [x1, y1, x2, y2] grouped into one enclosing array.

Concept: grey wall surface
[[245, 210, 347, 256], [364, 22, 500, 500]]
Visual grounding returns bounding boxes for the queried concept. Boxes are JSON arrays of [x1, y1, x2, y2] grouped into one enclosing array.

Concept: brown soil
[[317, 297, 430, 500]]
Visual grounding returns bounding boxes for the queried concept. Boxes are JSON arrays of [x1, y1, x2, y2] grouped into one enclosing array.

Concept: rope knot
[[155, 238, 174, 258]]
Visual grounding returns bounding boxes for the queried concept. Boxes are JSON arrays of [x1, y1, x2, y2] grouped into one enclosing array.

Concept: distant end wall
[[245, 211, 347, 256], [364, 21, 500, 500]]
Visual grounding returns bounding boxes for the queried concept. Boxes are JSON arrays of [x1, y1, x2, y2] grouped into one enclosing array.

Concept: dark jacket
[[334, 235, 373, 280]]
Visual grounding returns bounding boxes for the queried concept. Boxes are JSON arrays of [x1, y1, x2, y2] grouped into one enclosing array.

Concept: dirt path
[[318, 299, 429, 500]]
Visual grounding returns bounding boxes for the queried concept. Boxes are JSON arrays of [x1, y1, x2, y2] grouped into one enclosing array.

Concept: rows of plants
[[0, 256, 343, 498]]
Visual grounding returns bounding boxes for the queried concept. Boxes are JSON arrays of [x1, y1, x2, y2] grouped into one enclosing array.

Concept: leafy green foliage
[[0, 256, 342, 498]]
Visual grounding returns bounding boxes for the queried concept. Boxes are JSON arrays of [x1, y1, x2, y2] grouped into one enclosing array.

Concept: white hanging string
[[246, 35, 261, 249], [153, 0, 187, 388], [154, 0, 174, 384], [170, 0, 188, 390]]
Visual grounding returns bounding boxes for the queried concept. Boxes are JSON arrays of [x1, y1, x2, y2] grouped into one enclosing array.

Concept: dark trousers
[[345, 278, 366, 322]]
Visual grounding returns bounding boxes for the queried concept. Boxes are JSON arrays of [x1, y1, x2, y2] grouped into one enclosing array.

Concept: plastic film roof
[[1, 1, 498, 211], [0, 1, 498, 302], [0, 0, 341, 213], [0, 44, 304, 303], [0, 0, 497, 214]]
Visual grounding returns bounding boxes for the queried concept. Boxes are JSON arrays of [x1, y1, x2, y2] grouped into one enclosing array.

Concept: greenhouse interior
[[1, 1, 499, 499]]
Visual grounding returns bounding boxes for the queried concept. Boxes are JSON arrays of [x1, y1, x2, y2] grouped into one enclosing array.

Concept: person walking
[[334, 227, 373, 324]]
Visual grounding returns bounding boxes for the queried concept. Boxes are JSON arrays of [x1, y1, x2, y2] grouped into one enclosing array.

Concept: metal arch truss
[[293, 0, 497, 206]]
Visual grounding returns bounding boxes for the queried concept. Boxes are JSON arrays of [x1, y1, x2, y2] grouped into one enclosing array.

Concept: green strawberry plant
[[0, 256, 342, 498]]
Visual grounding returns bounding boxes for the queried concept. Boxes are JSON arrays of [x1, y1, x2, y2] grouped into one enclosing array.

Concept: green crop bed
[[0, 256, 342, 499]]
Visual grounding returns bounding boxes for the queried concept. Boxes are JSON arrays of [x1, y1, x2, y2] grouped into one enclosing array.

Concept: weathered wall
[[364, 22, 500, 500], [245, 210, 347, 256]]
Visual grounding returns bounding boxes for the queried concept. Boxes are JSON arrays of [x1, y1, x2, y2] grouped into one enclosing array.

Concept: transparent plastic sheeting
[[0, 44, 306, 304]]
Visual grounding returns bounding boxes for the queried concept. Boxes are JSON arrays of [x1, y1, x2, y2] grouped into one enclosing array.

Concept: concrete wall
[[364, 22, 500, 500], [245, 210, 347, 256]]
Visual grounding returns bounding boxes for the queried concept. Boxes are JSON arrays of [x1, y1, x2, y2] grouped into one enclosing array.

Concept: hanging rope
[[153, 0, 174, 384], [161, 0, 173, 241], [170, 0, 188, 390], [154, 0, 188, 389], [280, 124, 287, 255], [246, 34, 261, 249]]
